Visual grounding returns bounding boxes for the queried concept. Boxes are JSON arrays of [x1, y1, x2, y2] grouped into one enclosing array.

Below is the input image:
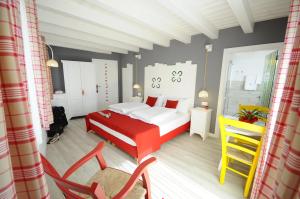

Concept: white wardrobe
[[62, 59, 119, 118]]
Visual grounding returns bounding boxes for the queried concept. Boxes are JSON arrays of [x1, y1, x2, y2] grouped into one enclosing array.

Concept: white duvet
[[108, 102, 149, 114], [129, 106, 177, 124]]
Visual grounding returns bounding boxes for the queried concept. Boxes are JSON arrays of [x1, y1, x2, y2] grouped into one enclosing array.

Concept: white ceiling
[[37, 0, 290, 54]]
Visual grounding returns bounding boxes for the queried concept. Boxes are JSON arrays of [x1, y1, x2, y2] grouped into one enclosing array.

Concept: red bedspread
[[86, 110, 161, 158]]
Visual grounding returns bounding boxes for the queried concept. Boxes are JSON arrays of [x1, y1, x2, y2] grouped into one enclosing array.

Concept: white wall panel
[[122, 64, 133, 102], [144, 61, 197, 106]]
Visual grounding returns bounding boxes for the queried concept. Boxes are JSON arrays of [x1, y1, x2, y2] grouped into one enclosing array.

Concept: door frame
[[214, 42, 283, 138]]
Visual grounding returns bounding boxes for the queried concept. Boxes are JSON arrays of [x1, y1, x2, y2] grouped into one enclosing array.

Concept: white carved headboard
[[144, 61, 197, 106]]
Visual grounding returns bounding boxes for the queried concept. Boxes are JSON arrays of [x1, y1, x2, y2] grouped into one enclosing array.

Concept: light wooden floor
[[46, 119, 245, 199]]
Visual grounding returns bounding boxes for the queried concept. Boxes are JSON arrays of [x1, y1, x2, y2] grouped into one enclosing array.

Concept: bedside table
[[190, 107, 212, 140], [129, 96, 143, 103]]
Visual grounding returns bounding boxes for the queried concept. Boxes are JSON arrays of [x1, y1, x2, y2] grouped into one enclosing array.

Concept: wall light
[[46, 44, 59, 67], [198, 90, 209, 98], [199, 44, 212, 108], [133, 83, 141, 89]]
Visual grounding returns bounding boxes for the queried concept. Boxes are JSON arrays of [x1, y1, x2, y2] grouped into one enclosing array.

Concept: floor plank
[[46, 119, 245, 199]]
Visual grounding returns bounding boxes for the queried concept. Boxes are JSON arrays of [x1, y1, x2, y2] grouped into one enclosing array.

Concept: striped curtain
[[42, 36, 54, 99], [26, 0, 53, 129], [251, 0, 300, 198], [0, 0, 49, 198]]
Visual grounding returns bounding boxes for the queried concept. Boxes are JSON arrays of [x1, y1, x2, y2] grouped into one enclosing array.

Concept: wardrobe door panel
[[62, 61, 83, 117], [94, 60, 106, 110], [80, 62, 97, 114]]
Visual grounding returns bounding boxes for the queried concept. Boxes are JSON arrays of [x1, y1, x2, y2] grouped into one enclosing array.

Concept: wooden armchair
[[41, 142, 156, 199]]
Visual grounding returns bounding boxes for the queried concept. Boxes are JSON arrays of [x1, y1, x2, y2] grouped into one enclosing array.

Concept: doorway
[[215, 43, 283, 137], [223, 50, 278, 116]]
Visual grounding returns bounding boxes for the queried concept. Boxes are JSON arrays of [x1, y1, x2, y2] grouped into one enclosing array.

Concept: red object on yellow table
[[239, 115, 259, 124]]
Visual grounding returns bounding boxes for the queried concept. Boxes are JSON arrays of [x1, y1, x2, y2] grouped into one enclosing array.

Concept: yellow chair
[[218, 115, 266, 198], [239, 105, 270, 123]]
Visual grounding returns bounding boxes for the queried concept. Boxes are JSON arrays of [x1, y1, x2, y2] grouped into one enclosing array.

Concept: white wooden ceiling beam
[[46, 40, 112, 55], [37, 0, 170, 47], [226, 0, 254, 33], [156, 0, 218, 39], [43, 33, 128, 54], [37, 8, 153, 50], [40, 23, 139, 52], [85, 0, 191, 44]]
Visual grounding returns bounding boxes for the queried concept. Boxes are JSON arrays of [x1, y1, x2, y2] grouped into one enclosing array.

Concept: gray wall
[[49, 46, 122, 100], [120, 17, 287, 133]]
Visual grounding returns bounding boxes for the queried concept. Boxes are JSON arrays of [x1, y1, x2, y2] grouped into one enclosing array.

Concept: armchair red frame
[[41, 142, 156, 199]]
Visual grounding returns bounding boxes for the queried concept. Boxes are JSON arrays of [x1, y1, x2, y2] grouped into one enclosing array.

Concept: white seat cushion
[[81, 167, 146, 199]]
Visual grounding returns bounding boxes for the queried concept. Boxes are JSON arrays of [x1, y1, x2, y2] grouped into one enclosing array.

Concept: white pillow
[[155, 95, 165, 107], [177, 98, 193, 114]]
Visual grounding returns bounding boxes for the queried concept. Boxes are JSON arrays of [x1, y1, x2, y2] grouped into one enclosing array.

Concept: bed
[[86, 61, 197, 161], [86, 103, 191, 161]]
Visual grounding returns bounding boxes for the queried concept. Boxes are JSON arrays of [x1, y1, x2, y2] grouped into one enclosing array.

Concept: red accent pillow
[[146, 96, 157, 107], [165, 100, 178, 109]]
